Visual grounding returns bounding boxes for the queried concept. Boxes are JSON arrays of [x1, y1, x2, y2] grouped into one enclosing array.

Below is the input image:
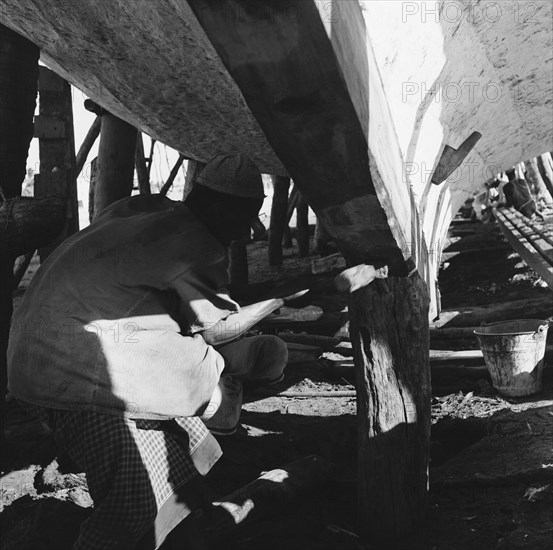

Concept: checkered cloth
[[22, 403, 220, 550]]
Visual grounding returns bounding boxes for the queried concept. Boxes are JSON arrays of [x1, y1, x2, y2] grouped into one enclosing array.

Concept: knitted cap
[[196, 153, 265, 199]]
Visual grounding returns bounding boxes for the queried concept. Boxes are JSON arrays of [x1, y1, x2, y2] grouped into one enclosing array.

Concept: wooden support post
[[268, 175, 290, 266], [0, 254, 12, 458], [75, 116, 101, 178], [186, 6, 428, 544], [286, 185, 301, 224], [283, 227, 293, 248], [35, 66, 79, 260], [160, 154, 185, 196], [88, 157, 98, 223], [183, 159, 206, 199], [188, 1, 408, 273], [283, 184, 301, 248], [349, 274, 431, 543], [93, 112, 137, 219], [0, 26, 39, 450], [314, 217, 331, 256], [146, 139, 156, 178], [134, 132, 151, 195], [296, 194, 310, 257], [0, 25, 39, 200]]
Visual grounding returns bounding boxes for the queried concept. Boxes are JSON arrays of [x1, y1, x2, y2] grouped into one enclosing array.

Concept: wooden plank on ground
[[196, 455, 334, 545], [434, 297, 552, 328], [518, 215, 553, 248], [502, 208, 553, 264], [494, 208, 553, 289]]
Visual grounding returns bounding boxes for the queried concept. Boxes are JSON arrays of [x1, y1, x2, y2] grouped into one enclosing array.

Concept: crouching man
[[8, 153, 305, 549]]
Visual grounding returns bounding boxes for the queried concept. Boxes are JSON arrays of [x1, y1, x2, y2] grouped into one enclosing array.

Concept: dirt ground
[[1, 212, 552, 550]]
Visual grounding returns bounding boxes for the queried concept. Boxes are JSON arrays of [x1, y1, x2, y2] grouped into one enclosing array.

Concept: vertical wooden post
[[35, 66, 79, 260], [93, 112, 137, 218], [0, 25, 39, 200], [0, 254, 12, 456], [88, 157, 98, 223], [349, 274, 431, 544], [283, 184, 301, 249], [314, 217, 331, 256], [75, 116, 101, 177], [268, 175, 290, 266], [183, 160, 206, 200], [160, 154, 185, 196], [135, 133, 151, 195], [0, 25, 39, 452], [146, 139, 156, 179], [296, 194, 309, 257]]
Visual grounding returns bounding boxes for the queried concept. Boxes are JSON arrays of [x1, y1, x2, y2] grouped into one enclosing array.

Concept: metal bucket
[[474, 319, 549, 397]]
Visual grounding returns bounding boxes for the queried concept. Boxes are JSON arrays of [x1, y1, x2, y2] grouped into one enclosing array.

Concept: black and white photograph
[[0, 1, 552, 549]]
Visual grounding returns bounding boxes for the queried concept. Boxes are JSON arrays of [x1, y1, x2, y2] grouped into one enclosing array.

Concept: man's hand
[[201, 278, 311, 346]]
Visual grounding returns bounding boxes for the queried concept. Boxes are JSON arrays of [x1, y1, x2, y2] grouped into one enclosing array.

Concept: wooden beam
[[146, 138, 156, 178], [88, 157, 97, 223], [0, 256, 11, 451], [502, 208, 553, 264], [36, 66, 79, 259], [185, 6, 432, 544], [159, 154, 185, 197], [296, 194, 310, 257], [0, 24, 39, 200], [494, 208, 553, 289], [134, 132, 151, 195], [93, 112, 137, 218], [75, 116, 101, 177], [0, 25, 39, 449], [283, 183, 300, 248], [349, 274, 431, 542], [33, 115, 66, 139], [314, 216, 332, 256], [268, 175, 290, 266], [285, 184, 301, 225], [187, 0, 407, 274], [0, 195, 67, 258], [196, 455, 333, 544]]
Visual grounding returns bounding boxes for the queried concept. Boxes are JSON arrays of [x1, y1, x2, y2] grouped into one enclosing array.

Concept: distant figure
[[503, 168, 538, 219]]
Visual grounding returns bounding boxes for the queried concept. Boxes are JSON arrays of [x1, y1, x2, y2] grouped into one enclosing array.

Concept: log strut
[[349, 274, 431, 542]]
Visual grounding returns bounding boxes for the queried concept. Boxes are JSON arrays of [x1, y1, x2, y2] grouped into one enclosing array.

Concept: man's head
[[184, 153, 264, 246]]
